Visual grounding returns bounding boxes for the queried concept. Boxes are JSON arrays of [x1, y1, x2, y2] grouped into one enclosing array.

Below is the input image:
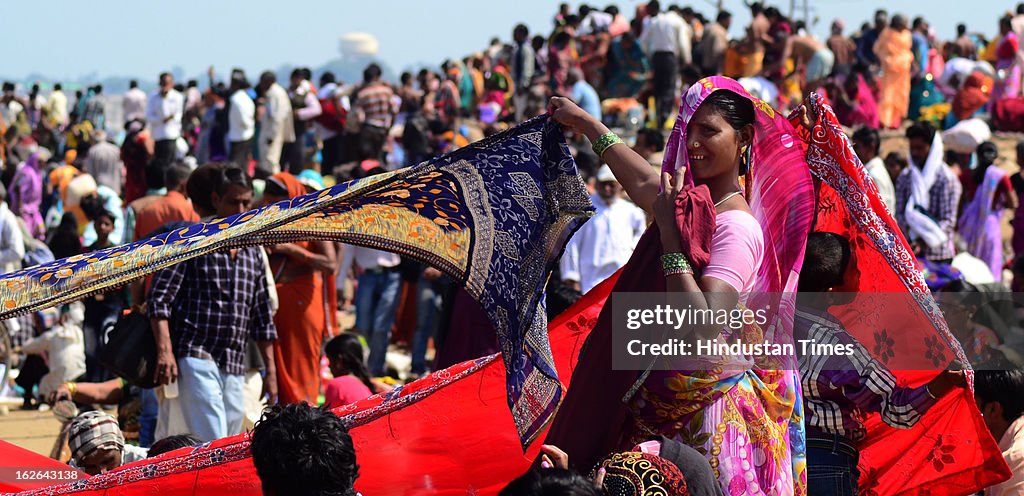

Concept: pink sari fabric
[[960, 166, 1008, 282], [835, 74, 880, 129], [10, 152, 45, 240]]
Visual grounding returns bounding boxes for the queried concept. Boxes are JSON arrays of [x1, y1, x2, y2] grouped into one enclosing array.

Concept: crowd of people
[[1, 1, 1024, 495]]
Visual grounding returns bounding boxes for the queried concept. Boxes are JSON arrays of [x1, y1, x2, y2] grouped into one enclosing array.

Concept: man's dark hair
[[636, 127, 665, 153], [320, 71, 337, 87], [187, 79, 197, 88], [290, 68, 304, 80], [129, 80, 138, 89], [956, 24, 967, 36], [646, 0, 661, 15], [799, 232, 851, 292], [750, 1, 764, 15], [975, 363, 1024, 422], [214, 166, 252, 196], [905, 121, 936, 144], [1018, 2, 1024, 15], [186, 163, 225, 215], [912, 16, 925, 30], [93, 84, 103, 94], [498, 469, 603, 496], [79, 194, 107, 221], [363, 63, 382, 83], [164, 161, 193, 191], [259, 71, 276, 88], [605, 5, 619, 16], [93, 209, 116, 225], [54, 83, 62, 91], [148, 434, 201, 458], [852, 127, 881, 155], [717, 10, 732, 23], [513, 23, 529, 40], [159, 72, 172, 84], [251, 403, 358, 496]]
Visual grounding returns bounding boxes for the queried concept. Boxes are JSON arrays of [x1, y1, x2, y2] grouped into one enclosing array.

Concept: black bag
[[99, 311, 158, 389]]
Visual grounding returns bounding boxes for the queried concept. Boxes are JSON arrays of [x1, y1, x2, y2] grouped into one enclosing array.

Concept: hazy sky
[[1, 0, 1014, 83]]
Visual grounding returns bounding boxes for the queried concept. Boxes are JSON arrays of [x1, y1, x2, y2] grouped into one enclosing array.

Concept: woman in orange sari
[[874, 15, 914, 129], [262, 173, 338, 404]]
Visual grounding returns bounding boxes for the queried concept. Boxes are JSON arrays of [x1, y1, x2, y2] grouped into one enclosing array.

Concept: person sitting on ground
[[67, 411, 148, 475], [147, 434, 201, 458], [48, 377, 146, 447], [250, 403, 359, 496], [323, 333, 390, 409]]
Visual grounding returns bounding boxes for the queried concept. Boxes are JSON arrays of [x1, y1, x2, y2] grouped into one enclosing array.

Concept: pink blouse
[[702, 210, 764, 294]]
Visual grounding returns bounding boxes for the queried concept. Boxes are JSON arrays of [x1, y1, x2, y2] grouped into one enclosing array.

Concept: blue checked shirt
[[894, 166, 962, 262], [148, 247, 276, 375], [795, 309, 936, 442]]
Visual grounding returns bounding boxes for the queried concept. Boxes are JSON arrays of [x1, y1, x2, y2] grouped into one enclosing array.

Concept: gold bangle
[[65, 382, 77, 397]]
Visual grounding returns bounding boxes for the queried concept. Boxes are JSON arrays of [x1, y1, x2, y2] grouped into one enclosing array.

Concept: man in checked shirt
[[149, 166, 278, 442], [796, 232, 966, 496]]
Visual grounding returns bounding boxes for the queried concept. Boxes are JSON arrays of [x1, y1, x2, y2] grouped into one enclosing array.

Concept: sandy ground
[[0, 406, 63, 456]]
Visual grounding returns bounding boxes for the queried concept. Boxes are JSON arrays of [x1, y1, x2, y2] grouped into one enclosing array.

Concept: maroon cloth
[[543, 185, 716, 471], [434, 288, 498, 369], [993, 96, 1024, 132]]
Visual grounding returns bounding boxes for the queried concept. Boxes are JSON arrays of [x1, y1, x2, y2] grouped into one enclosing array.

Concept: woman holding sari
[[261, 172, 338, 405], [546, 76, 814, 495], [874, 15, 915, 129]]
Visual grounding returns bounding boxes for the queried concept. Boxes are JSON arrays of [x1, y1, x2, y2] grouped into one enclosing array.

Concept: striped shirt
[[894, 166, 962, 262], [354, 82, 397, 129], [148, 247, 276, 375], [795, 309, 936, 442]]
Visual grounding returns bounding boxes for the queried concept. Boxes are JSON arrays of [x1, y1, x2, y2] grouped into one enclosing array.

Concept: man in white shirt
[[641, 0, 693, 128], [340, 244, 402, 377], [256, 71, 294, 178], [122, 80, 147, 125], [227, 70, 256, 168], [0, 182, 25, 276], [146, 72, 184, 188], [46, 83, 69, 128], [561, 165, 646, 294], [852, 127, 896, 213]]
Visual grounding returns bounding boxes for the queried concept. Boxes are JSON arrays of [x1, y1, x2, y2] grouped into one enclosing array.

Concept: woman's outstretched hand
[[548, 97, 599, 138]]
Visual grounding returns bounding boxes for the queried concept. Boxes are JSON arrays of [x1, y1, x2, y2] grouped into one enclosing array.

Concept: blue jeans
[[411, 274, 449, 374], [807, 435, 860, 496], [355, 270, 402, 376], [139, 388, 158, 448], [177, 356, 246, 442]]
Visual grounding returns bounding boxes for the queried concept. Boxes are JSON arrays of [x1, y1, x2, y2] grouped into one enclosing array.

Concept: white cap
[[595, 164, 615, 183]]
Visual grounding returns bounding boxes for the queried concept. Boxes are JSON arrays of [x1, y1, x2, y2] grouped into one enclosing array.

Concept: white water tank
[[339, 33, 379, 58]]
